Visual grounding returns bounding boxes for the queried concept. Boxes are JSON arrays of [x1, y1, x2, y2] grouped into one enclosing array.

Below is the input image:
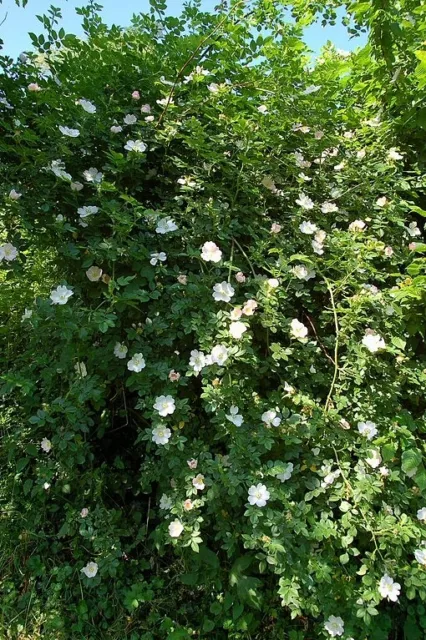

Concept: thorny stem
[[228, 240, 234, 283], [323, 275, 339, 413], [232, 236, 256, 278], [303, 313, 336, 366], [332, 445, 386, 562], [156, 0, 247, 126]]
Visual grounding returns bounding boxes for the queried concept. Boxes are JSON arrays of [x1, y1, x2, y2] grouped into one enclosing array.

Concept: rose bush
[[1, 1, 426, 638]]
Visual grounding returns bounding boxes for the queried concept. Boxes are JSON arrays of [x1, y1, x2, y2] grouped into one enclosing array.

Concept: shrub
[[1, 1, 426, 638]]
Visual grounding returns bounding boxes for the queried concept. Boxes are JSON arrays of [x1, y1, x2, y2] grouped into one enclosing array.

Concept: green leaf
[[16, 457, 30, 472], [391, 337, 406, 350], [117, 275, 136, 286], [401, 449, 422, 478], [202, 618, 215, 632], [415, 466, 426, 492], [25, 443, 38, 457]]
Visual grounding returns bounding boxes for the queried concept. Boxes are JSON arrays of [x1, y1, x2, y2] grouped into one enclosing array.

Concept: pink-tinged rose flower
[[271, 222, 281, 233], [132, 91, 140, 100], [28, 83, 41, 92], [187, 458, 198, 469], [169, 369, 180, 382], [177, 274, 187, 284], [183, 499, 194, 511], [141, 104, 151, 113], [235, 271, 246, 283], [384, 246, 393, 257], [409, 242, 418, 250], [80, 508, 89, 518]]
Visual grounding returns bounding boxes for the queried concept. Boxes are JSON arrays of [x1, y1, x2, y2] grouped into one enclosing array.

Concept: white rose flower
[[258, 104, 268, 114], [78, 205, 99, 218], [261, 410, 281, 427], [80, 508, 89, 518], [50, 285, 73, 305], [294, 151, 311, 168], [415, 548, 426, 566], [247, 483, 270, 507], [299, 221, 318, 234], [229, 321, 247, 339], [242, 299, 258, 316], [321, 468, 340, 487], [78, 99, 96, 113], [40, 438, 52, 453], [189, 350, 206, 372], [141, 104, 151, 113], [376, 196, 388, 207], [230, 308, 242, 321], [226, 406, 243, 427], [152, 425, 172, 445], [168, 519, 184, 537], [71, 181, 83, 191], [59, 125, 80, 137], [110, 125, 123, 133], [292, 265, 316, 281], [407, 221, 421, 237], [86, 266, 103, 282], [201, 241, 222, 262], [9, 189, 21, 200], [124, 139, 147, 153], [153, 395, 176, 417], [192, 474, 205, 490], [321, 201, 338, 214], [207, 83, 220, 93], [123, 114, 137, 124], [127, 353, 146, 372], [366, 449, 382, 469], [159, 494, 173, 510], [362, 331, 386, 353], [114, 342, 128, 359], [212, 281, 235, 302], [210, 344, 229, 366], [81, 562, 98, 578], [388, 147, 404, 161], [348, 219, 366, 232], [324, 615, 344, 637], [312, 240, 324, 255], [150, 252, 167, 266], [155, 217, 178, 234], [296, 193, 314, 210], [277, 462, 293, 482], [357, 420, 378, 440], [290, 318, 308, 339], [267, 278, 279, 288], [83, 167, 103, 183], [0, 243, 18, 261], [379, 466, 390, 476], [378, 574, 401, 601], [417, 507, 426, 521]]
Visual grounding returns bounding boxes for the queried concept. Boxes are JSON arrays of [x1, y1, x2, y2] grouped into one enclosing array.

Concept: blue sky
[[0, 0, 367, 59]]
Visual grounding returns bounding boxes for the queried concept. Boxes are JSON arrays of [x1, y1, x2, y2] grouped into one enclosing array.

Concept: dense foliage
[[1, 1, 426, 638]]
